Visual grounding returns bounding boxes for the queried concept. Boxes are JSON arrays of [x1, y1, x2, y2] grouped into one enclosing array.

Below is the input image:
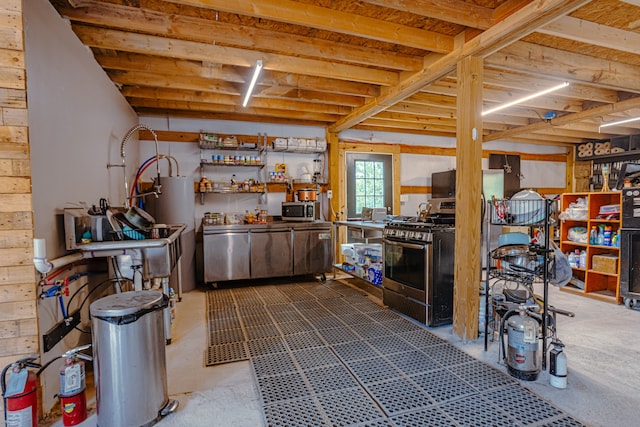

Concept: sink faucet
[[120, 123, 162, 208]]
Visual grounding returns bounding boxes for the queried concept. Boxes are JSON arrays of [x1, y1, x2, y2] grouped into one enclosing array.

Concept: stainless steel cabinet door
[[203, 232, 250, 283], [250, 229, 292, 278], [293, 228, 332, 276]]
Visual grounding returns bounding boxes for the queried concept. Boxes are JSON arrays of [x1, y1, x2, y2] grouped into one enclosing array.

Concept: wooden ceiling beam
[[329, 0, 592, 132], [108, 71, 242, 95], [121, 87, 352, 115], [437, 71, 620, 104], [128, 98, 341, 122], [135, 108, 329, 127], [72, 25, 399, 86], [56, 0, 422, 71], [353, 124, 455, 138], [538, 15, 640, 56], [358, 0, 495, 30], [164, 0, 455, 52], [484, 94, 640, 141], [96, 52, 380, 98], [487, 40, 640, 93]]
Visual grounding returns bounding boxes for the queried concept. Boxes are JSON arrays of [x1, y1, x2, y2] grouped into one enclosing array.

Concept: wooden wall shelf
[[559, 191, 622, 304]]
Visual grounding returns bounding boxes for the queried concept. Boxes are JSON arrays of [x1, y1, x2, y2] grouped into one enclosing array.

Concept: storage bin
[[592, 254, 618, 274]]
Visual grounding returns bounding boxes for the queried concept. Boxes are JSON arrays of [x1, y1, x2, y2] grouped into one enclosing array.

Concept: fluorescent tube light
[[242, 60, 263, 108], [481, 81, 570, 116], [599, 116, 640, 131]]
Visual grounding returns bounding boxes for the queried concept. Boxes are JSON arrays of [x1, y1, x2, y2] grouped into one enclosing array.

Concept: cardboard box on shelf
[[591, 254, 618, 275]]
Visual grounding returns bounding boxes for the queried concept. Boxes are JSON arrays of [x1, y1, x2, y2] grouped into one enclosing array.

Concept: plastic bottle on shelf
[[579, 250, 587, 270], [597, 225, 605, 246], [613, 229, 620, 247], [567, 251, 576, 268], [603, 226, 612, 246], [589, 226, 598, 245]]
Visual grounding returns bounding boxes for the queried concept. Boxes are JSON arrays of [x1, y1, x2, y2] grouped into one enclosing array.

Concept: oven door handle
[[383, 239, 426, 250]]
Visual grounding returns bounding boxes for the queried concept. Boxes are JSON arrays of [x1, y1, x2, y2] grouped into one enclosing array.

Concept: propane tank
[[58, 345, 91, 426], [506, 308, 540, 381], [549, 339, 568, 389], [2, 358, 39, 427]]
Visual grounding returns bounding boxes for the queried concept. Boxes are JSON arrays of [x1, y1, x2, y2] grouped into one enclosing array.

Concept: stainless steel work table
[[202, 220, 332, 285]]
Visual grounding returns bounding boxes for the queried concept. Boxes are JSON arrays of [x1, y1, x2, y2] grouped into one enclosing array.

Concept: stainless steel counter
[[202, 220, 332, 285], [202, 220, 332, 233]]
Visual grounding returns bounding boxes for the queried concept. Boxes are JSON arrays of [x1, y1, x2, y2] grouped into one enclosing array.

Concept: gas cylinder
[[507, 309, 540, 381], [59, 358, 87, 426], [3, 367, 38, 427], [549, 339, 568, 389]]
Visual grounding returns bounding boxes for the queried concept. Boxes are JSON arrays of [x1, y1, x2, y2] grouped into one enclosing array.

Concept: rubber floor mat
[[205, 279, 587, 427]]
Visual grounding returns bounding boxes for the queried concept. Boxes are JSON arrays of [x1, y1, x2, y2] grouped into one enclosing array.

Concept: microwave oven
[[281, 201, 319, 221]]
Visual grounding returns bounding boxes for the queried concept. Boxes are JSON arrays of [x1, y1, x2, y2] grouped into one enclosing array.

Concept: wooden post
[[453, 56, 483, 341]]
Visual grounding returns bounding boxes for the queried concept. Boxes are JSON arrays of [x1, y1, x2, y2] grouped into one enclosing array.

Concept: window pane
[[347, 154, 392, 218]]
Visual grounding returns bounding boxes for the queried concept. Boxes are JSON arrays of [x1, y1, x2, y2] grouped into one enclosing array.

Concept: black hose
[[70, 278, 121, 334], [36, 356, 63, 376]]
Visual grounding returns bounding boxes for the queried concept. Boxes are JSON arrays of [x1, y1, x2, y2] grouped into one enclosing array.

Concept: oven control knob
[[414, 232, 422, 240]]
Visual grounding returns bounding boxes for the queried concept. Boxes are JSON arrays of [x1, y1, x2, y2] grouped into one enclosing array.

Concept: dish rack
[[489, 197, 551, 225], [107, 211, 170, 241]]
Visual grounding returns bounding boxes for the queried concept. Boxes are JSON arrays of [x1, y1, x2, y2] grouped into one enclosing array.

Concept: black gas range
[[382, 198, 456, 327]]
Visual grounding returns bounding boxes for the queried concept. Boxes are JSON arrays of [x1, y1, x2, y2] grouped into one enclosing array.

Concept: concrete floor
[[42, 277, 640, 427]]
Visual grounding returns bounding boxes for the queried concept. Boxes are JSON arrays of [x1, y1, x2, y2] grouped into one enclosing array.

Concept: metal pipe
[[120, 124, 161, 208], [33, 238, 141, 275]]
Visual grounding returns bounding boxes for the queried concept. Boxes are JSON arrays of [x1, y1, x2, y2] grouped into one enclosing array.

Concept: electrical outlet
[[327, 190, 333, 199]]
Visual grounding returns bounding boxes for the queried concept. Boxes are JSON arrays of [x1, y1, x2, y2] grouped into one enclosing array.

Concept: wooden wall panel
[[0, 0, 38, 389]]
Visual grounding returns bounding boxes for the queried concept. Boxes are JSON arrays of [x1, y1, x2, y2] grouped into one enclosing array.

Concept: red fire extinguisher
[[58, 344, 92, 427], [1, 356, 41, 427]]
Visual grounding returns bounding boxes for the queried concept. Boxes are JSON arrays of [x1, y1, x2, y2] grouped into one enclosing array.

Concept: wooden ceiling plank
[[56, 0, 422, 71], [329, 0, 592, 132], [136, 108, 330, 126], [484, 95, 640, 141], [357, 0, 494, 30], [538, 15, 640, 56], [98, 52, 379, 98], [427, 76, 605, 111], [164, 0, 455, 52], [121, 86, 352, 114], [386, 102, 456, 119], [487, 40, 640, 93], [129, 98, 341, 122], [353, 124, 455, 137], [72, 25, 398, 86], [108, 70, 242, 95]]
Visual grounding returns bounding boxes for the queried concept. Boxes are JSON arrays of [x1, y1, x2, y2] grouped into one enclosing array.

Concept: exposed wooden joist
[[56, 0, 423, 71], [95, 53, 380, 98], [487, 40, 640, 93], [121, 86, 352, 115], [128, 98, 341, 122], [72, 25, 399, 86], [538, 15, 640, 56], [358, 0, 495, 30], [329, 0, 592, 132], [485, 93, 640, 141], [164, 0, 455, 52]]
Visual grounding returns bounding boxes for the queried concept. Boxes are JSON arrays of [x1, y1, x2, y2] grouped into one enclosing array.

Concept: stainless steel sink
[[75, 224, 186, 279]]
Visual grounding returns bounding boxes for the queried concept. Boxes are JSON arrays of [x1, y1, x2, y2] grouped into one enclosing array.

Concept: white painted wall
[[24, 0, 139, 412], [138, 119, 568, 221]]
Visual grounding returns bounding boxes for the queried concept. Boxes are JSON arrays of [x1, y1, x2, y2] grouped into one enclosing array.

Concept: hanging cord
[[66, 277, 123, 334]]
